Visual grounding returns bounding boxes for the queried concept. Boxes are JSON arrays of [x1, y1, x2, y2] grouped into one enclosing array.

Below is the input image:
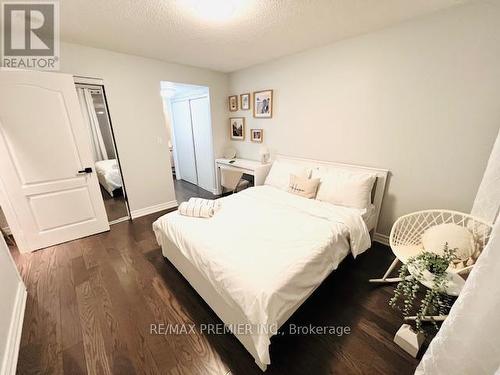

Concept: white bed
[[153, 155, 388, 371], [95, 158, 122, 196]]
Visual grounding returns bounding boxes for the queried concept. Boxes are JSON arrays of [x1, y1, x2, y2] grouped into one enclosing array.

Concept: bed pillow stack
[[312, 167, 376, 209], [264, 159, 310, 190], [265, 160, 376, 208]]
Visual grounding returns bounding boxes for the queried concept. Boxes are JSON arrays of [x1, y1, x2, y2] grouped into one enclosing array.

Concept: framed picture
[[229, 117, 245, 141], [240, 93, 251, 110], [253, 89, 273, 118], [250, 129, 263, 143], [229, 95, 238, 111]]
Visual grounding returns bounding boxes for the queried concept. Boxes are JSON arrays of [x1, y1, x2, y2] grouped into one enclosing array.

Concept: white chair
[[220, 166, 249, 194], [370, 210, 492, 283]]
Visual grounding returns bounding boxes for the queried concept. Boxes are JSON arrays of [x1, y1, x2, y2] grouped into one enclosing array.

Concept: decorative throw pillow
[[422, 223, 476, 261], [264, 160, 310, 190], [288, 174, 320, 199], [313, 167, 376, 209]]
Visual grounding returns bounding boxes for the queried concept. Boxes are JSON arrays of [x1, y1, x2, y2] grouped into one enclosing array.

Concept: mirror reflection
[[76, 83, 129, 223]]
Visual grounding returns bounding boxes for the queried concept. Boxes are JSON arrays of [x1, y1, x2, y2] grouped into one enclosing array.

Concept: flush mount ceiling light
[[179, 0, 253, 23]]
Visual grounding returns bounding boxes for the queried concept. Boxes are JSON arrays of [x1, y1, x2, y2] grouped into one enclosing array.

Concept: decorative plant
[[389, 243, 457, 332]]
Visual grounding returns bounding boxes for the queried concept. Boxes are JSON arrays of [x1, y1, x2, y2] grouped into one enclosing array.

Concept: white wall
[[60, 42, 229, 215], [227, 1, 500, 236]]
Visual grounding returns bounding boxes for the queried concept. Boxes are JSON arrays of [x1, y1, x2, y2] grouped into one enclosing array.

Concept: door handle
[[77, 167, 93, 174]]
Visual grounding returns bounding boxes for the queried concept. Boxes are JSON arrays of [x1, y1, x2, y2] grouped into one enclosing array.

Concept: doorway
[[75, 81, 130, 224], [161, 82, 216, 199]]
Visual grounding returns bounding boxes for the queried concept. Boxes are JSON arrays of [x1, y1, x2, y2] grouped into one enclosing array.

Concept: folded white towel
[[178, 198, 220, 218]]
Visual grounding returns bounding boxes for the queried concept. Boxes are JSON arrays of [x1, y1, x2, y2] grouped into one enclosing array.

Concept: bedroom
[[0, 0, 499, 374]]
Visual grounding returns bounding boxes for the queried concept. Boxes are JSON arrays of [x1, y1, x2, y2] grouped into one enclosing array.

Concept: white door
[[0, 70, 109, 252], [171, 100, 198, 185], [190, 96, 215, 192]]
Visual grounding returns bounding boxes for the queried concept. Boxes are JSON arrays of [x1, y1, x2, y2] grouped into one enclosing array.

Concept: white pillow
[[264, 160, 310, 190], [288, 174, 320, 199], [313, 167, 375, 209], [422, 223, 475, 261]]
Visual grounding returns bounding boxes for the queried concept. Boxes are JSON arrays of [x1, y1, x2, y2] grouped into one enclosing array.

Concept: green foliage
[[389, 243, 457, 332]]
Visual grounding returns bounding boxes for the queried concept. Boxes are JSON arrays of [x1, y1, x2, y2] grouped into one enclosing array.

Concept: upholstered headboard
[[274, 154, 389, 233]]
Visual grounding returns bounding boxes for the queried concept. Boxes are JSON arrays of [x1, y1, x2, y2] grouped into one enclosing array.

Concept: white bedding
[[153, 185, 371, 366], [95, 159, 122, 196], [362, 204, 377, 232]]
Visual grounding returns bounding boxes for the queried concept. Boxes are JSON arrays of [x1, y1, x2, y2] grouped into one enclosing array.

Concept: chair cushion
[[422, 223, 476, 261], [287, 174, 320, 199]]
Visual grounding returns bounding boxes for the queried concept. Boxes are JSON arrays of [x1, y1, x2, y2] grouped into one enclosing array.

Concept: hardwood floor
[[11, 193, 420, 374], [174, 179, 217, 203]]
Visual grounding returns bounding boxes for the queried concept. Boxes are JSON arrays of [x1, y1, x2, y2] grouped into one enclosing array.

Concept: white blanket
[[95, 159, 122, 196], [153, 185, 371, 365]]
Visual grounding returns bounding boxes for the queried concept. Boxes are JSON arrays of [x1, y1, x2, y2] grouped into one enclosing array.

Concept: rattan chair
[[370, 210, 493, 283]]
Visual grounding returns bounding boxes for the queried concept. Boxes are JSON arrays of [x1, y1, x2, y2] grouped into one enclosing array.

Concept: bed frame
[[157, 155, 389, 371]]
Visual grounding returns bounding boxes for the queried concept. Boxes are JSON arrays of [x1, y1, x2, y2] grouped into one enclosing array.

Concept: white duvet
[[153, 185, 371, 366], [95, 159, 122, 196]]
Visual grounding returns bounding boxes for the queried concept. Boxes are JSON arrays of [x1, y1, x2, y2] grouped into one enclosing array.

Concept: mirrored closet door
[[75, 82, 130, 224]]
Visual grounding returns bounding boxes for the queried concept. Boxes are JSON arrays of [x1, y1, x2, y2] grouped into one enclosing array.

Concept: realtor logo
[[2, 1, 60, 70]]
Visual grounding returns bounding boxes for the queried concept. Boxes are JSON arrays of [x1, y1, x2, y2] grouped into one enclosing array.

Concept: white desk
[[215, 158, 272, 195]]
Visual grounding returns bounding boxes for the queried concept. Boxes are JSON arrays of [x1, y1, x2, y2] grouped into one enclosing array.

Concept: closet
[[170, 94, 215, 192]]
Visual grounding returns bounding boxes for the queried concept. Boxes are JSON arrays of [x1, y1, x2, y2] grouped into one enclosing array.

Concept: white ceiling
[[60, 0, 470, 73]]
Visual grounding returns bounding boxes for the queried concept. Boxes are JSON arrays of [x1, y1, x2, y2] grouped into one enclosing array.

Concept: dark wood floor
[[174, 179, 216, 203], [11, 182, 419, 375]]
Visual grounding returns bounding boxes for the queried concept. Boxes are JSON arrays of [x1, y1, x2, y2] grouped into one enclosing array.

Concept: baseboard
[[1, 283, 27, 375], [373, 232, 390, 246], [130, 200, 178, 219], [108, 216, 130, 226], [1, 226, 11, 235]]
